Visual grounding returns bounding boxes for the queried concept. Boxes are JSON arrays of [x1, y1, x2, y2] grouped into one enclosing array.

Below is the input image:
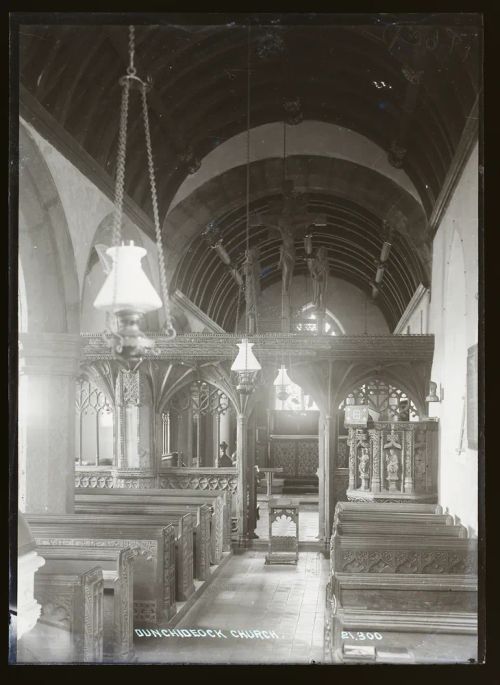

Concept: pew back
[[27, 515, 176, 624], [33, 560, 103, 662], [37, 545, 135, 661], [75, 500, 206, 585], [334, 521, 467, 538], [325, 573, 478, 664], [76, 487, 229, 558]]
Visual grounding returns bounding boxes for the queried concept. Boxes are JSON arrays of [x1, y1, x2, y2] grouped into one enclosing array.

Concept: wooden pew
[[330, 529, 477, 575], [75, 498, 209, 583], [65, 509, 195, 600], [325, 573, 478, 664], [335, 502, 443, 514], [334, 520, 468, 538], [27, 515, 177, 625], [158, 467, 236, 545], [76, 487, 229, 560], [27, 560, 104, 663], [37, 545, 136, 662], [334, 502, 453, 526]]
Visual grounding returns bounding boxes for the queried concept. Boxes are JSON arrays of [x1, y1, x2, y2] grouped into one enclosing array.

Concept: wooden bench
[[77, 487, 229, 560], [27, 560, 104, 663], [325, 573, 477, 664], [27, 515, 177, 625], [61, 510, 195, 601], [37, 545, 136, 662], [335, 502, 443, 514], [334, 503, 453, 526], [334, 520, 468, 538], [75, 498, 209, 583], [330, 530, 477, 575]]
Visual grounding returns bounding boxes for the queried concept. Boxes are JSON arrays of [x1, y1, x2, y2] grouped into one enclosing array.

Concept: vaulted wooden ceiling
[[18, 16, 481, 331]]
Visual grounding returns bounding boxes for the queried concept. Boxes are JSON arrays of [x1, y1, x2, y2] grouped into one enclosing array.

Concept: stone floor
[[135, 550, 329, 664]]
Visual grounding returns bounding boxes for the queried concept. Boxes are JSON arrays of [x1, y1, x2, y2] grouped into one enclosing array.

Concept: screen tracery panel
[[75, 377, 114, 466]]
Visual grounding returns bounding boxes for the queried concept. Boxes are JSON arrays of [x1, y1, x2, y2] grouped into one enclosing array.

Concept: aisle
[[135, 550, 329, 664]]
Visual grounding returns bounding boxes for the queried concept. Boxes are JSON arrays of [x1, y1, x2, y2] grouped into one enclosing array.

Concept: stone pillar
[[324, 415, 333, 540], [369, 428, 381, 493], [17, 512, 45, 641], [19, 333, 81, 514], [236, 413, 248, 541], [114, 369, 155, 488], [318, 412, 326, 542]]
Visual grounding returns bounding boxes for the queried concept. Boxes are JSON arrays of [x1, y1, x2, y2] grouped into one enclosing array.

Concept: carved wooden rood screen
[[163, 380, 232, 467], [75, 377, 114, 467], [79, 333, 434, 532]]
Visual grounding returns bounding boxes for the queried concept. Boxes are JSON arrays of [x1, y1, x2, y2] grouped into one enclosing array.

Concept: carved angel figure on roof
[[308, 246, 329, 311]]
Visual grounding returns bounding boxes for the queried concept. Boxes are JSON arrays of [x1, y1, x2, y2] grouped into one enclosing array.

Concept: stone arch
[[19, 123, 80, 334]]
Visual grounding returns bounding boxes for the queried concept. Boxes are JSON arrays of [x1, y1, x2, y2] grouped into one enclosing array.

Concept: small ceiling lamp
[[231, 338, 261, 395], [273, 364, 293, 401], [231, 26, 261, 395], [93, 26, 175, 359]]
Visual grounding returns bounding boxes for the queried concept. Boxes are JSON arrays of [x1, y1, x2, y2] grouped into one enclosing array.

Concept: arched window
[[75, 377, 114, 466], [294, 303, 345, 335]]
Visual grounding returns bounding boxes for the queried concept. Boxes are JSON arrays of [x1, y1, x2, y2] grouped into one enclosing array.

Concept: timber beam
[[81, 332, 434, 363]]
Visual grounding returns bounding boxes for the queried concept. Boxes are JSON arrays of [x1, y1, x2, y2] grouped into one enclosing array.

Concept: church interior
[[13, 15, 482, 665]]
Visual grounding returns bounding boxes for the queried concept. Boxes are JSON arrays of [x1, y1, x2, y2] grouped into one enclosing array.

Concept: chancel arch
[[19, 122, 80, 335]]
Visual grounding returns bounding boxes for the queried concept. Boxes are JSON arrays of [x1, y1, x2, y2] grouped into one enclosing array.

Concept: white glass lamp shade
[[273, 365, 293, 387], [93, 243, 162, 314], [231, 339, 261, 372]]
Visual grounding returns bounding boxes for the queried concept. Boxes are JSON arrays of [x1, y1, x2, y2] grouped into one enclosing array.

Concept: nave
[[135, 551, 328, 665], [13, 14, 482, 668]]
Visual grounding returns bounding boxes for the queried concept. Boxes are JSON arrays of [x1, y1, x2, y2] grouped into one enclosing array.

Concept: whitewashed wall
[[428, 143, 479, 535]]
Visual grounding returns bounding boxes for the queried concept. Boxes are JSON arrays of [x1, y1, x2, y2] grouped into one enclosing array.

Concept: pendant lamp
[[93, 26, 175, 359]]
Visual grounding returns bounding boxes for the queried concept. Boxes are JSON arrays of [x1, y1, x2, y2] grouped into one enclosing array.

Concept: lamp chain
[[141, 81, 175, 338], [127, 25, 137, 76], [111, 78, 130, 247], [235, 278, 242, 334]]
